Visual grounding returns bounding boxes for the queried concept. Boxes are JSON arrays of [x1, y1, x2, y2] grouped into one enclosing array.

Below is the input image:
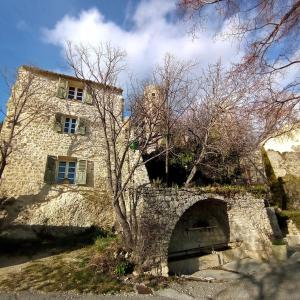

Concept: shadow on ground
[[0, 226, 102, 268]]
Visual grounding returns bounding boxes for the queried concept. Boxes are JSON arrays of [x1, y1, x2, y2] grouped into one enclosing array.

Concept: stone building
[[0, 66, 148, 238]]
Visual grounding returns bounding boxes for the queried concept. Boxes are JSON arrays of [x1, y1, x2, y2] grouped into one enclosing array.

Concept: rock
[[135, 284, 153, 294], [190, 269, 242, 281], [288, 251, 300, 263]]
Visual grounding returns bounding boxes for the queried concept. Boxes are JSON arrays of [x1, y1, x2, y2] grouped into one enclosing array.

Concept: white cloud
[[43, 0, 242, 85]]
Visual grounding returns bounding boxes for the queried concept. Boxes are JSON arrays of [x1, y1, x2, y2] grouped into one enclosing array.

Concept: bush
[[114, 261, 134, 276]]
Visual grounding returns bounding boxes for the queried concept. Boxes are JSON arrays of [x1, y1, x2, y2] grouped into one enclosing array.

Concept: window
[[64, 117, 77, 134], [44, 156, 89, 185], [57, 161, 76, 184], [68, 87, 83, 101]]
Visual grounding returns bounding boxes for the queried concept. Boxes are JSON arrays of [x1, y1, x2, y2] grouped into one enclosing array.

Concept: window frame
[[63, 116, 77, 134], [67, 86, 84, 101], [56, 160, 77, 184]]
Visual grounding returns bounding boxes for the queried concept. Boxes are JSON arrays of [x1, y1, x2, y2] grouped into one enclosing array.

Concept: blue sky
[[0, 0, 244, 117], [1, 0, 299, 119], [0, 0, 139, 113]]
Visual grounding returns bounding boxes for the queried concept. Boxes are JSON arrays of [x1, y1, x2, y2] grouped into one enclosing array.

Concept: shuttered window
[[76, 160, 87, 185], [44, 156, 89, 185]]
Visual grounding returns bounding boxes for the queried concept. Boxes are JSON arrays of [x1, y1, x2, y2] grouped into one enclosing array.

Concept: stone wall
[[264, 128, 300, 209], [135, 188, 275, 276], [0, 66, 149, 237]]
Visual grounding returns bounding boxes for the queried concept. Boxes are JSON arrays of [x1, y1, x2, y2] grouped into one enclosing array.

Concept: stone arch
[[166, 197, 230, 275]]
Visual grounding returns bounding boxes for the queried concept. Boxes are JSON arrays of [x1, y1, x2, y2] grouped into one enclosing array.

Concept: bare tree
[[0, 67, 53, 179], [143, 54, 199, 184], [66, 43, 169, 250], [181, 61, 293, 186], [179, 0, 300, 112], [181, 62, 250, 185]]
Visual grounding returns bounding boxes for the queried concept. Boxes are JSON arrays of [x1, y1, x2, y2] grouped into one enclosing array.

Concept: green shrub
[[114, 261, 134, 276]]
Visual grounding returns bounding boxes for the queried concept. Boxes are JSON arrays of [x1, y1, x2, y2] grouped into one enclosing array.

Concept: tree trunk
[[184, 146, 207, 186], [0, 159, 6, 180], [185, 164, 197, 186], [165, 134, 169, 185]]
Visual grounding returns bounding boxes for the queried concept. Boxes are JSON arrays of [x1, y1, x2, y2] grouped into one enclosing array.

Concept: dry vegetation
[[0, 234, 171, 294]]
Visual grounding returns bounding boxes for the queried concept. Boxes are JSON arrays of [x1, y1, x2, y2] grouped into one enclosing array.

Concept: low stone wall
[[135, 188, 276, 276]]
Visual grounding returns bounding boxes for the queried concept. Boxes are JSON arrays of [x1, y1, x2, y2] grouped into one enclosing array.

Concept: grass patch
[[0, 235, 133, 294], [94, 236, 116, 252], [0, 232, 176, 295]]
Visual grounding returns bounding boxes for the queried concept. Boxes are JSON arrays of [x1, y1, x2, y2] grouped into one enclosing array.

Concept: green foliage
[[170, 151, 194, 168], [278, 210, 300, 229], [129, 140, 139, 151], [272, 239, 286, 245], [114, 261, 134, 276]]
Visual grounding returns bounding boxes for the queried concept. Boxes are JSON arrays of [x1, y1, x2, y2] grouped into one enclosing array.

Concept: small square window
[[64, 117, 77, 134], [68, 87, 83, 101]]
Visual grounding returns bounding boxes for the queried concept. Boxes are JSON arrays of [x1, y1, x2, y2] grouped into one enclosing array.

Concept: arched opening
[[168, 199, 230, 275]]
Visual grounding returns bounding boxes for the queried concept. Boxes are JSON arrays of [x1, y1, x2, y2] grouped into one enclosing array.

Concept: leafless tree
[[0, 68, 53, 179], [143, 54, 199, 184], [179, 0, 300, 114], [182, 62, 250, 185], [66, 43, 170, 250], [181, 61, 295, 186]]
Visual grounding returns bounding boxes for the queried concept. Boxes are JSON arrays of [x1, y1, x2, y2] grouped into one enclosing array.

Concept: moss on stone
[[194, 184, 267, 198]]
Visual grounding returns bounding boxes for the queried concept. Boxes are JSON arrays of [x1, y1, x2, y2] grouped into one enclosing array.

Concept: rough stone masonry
[[0, 66, 149, 238], [135, 188, 277, 276]]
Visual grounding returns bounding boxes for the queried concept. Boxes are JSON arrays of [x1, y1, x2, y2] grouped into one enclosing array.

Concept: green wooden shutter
[[56, 78, 68, 99], [44, 155, 57, 184], [83, 87, 93, 104], [76, 118, 86, 135], [76, 159, 87, 185], [53, 113, 63, 133]]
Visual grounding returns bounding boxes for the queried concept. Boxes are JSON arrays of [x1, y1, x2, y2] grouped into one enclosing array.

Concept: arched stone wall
[[168, 199, 230, 259], [136, 188, 275, 276]]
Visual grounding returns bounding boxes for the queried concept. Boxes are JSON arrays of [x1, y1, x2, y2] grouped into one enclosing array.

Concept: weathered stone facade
[[135, 189, 275, 276], [0, 66, 149, 237], [263, 128, 300, 209]]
